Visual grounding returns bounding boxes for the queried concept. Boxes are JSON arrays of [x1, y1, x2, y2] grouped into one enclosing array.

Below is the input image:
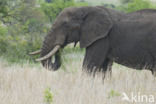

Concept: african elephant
[[30, 6, 156, 77]]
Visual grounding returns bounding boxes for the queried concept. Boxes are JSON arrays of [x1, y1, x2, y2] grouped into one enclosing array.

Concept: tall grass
[[0, 58, 156, 104]]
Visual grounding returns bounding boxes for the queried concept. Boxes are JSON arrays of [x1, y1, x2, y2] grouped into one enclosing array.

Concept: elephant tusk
[[36, 45, 61, 61], [29, 50, 41, 55]]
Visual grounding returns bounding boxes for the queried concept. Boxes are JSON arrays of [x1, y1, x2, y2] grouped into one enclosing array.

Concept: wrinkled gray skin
[[40, 6, 156, 77]]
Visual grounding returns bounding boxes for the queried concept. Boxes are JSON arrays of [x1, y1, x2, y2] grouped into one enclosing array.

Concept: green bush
[[0, 0, 87, 63], [0, 25, 7, 36], [126, 0, 156, 12], [118, 0, 156, 12], [107, 89, 121, 99], [0, 37, 8, 53], [119, 0, 132, 4], [41, 0, 88, 23], [0, 23, 8, 53], [44, 88, 53, 104], [0, 35, 41, 62]]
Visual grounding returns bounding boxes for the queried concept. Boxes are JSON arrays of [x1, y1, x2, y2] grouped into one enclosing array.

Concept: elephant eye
[[63, 21, 68, 25], [63, 22, 71, 28]]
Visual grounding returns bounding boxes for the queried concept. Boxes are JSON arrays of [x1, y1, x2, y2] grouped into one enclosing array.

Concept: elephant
[[30, 6, 156, 77]]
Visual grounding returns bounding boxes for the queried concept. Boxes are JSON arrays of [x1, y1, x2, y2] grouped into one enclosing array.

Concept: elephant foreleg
[[151, 69, 156, 77], [102, 58, 113, 80], [151, 61, 156, 77], [82, 38, 110, 77]]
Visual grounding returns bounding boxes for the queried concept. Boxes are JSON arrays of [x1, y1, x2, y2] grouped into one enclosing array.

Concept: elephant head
[[30, 6, 113, 71]]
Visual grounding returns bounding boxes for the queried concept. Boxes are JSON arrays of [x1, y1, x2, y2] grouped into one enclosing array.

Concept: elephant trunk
[[40, 42, 62, 70], [41, 51, 61, 71], [40, 33, 63, 71]]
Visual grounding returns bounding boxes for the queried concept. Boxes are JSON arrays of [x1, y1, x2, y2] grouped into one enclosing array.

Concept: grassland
[[0, 54, 156, 104]]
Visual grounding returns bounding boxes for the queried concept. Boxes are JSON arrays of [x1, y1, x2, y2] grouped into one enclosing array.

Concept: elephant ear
[[80, 7, 113, 48]]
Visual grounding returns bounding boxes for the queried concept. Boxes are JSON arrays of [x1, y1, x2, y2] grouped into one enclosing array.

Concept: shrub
[[41, 0, 88, 23], [0, 0, 87, 63], [126, 0, 156, 12], [44, 88, 53, 104], [118, 0, 156, 12], [0, 23, 8, 53], [119, 0, 132, 4]]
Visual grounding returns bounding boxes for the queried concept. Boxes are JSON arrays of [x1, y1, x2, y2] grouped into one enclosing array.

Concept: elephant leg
[[151, 60, 156, 77], [82, 38, 110, 77], [102, 58, 113, 80], [152, 71, 156, 77], [151, 68, 156, 77]]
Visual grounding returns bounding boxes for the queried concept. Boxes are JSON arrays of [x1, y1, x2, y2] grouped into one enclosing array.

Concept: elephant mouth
[[41, 51, 61, 71], [35, 45, 62, 71]]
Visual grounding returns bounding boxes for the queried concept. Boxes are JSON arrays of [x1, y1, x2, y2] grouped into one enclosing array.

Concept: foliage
[[0, 22, 8, 53], [103, 4, 116, 9], [119, 0, 132, 4], [41, 0, 88, 23], [126, 0, 156, 12], [0, 0, 87, 63], [0, 23, 7, 36], [0, 0, 10, 23], [0, 0, 47, 63], [118, 0, 156, 12], [44, 87, 53, 104], [107, 89, 121, 99], [41, 0, 74, 22]]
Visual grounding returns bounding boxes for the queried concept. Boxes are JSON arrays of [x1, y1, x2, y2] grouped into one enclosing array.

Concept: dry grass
[[0, 59, 156, 104]]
